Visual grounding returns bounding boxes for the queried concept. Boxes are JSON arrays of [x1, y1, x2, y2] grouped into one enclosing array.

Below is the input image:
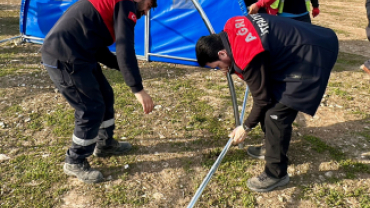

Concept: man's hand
[[228, 125, 248, 145], [134, 90, 154, 114], [249, 3, 260, 14], [312, 7, 320, 18]]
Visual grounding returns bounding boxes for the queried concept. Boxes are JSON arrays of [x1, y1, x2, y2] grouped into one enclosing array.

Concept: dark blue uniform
[[41, 0, 142, 164], [221, 14, 338, 178]]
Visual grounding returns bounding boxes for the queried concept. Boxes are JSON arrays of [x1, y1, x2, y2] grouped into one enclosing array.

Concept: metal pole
[[0, 36, 22, 44], [187, 1, 245, 207], [227, 72, 240, 127], [144, 10, 150, 61], [190, 0, 215, 34], [187, 137, 234, 208], [240, 85, 249, 123]]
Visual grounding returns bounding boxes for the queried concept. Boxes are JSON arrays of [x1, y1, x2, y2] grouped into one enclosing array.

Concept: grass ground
[[1, 0, 370, 207]]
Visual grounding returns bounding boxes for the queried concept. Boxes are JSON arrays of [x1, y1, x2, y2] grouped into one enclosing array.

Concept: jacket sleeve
[[95, 46, 119, 70], [242, 52, 272, 129], [310, 0, 319, 8], [113, 1, 143, 93], [256, 0, 278, 8]]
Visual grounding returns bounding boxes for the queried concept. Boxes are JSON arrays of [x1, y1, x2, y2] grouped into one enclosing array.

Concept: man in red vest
[[196, 14, 338, 192], [41, 0, 157, 183], [249, 0, 320, 23]]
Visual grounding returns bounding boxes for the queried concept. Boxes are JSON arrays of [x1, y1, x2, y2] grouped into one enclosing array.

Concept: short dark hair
[[151, 0, 157, 8], [195, 34, 225, 67]]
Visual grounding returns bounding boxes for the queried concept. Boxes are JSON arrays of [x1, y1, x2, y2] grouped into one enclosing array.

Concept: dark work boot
[[63, 159, 103, 183], [361, 62, 370, 76], [247, 171, 289, 192], [93, 139, 132, 157]]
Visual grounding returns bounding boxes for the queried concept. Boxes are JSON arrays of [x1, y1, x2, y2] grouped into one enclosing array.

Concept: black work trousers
[[260, 102, 298, 179], [43, 57, 116, 164]]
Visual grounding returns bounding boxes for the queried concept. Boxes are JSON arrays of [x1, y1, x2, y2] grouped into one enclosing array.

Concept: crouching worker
[[41, 0, 157, 183], [195, 14, 338, 192]]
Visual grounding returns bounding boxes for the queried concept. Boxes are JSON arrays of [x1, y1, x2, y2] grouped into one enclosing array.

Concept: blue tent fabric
[[20, 0, 244, 66]]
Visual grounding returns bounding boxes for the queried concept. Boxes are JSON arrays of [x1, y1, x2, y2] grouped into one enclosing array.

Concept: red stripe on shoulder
[[224, 16, 265, 70], [88, 0, 134, 42]]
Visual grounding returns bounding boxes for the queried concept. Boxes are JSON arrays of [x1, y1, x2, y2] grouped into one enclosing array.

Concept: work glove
[[366, 26, 370, 42], [228, 125, 248, 145], [312, 7, 320, 18]]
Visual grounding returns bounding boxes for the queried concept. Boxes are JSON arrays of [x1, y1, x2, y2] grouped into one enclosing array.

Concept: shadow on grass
[[91, 116, 370, 207]]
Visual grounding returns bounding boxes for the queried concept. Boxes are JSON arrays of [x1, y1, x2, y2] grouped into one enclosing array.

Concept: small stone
[[364, 126, 370, 130], [154, 152, 159, 155], [319, 175, 325, 181], [336, 104, 343, 108], [42, 154, 50, 158], [25, 118, 31, 122], [107, 175, 113, 180], [21, 84, 25, 87], [235, 81, 244, 87], [0, 154, 10, 162], [278, 195, 285, 202], [154, 105, 162, 110], [124, 164, 129, 169], [162, 162, 169, 168], [120, 137, 127, 140], [153, 192, 163, 200], [325, 171, 334, 178], [54, 89, 59, 93], [0, 122, 5, 129]]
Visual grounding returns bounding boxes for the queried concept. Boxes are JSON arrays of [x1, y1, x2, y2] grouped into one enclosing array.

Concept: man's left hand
[[228, 125, 248, 145]]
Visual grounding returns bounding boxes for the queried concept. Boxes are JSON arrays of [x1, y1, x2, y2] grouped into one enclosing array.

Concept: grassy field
[[1, 0, 370, 207]]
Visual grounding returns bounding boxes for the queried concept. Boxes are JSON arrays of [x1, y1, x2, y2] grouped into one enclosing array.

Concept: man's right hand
[[249, 3, 260, 14], [134, 90, 154, 114]]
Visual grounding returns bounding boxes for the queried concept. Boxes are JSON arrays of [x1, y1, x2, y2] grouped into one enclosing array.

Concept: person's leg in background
[[247, 102, 298, 192], [361, 24, 370, 76]]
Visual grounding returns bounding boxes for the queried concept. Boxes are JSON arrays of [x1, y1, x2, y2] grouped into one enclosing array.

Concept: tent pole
[[0, 36, 22, 44], [144, 10, 150, 61], [187, 1, 244, 207]]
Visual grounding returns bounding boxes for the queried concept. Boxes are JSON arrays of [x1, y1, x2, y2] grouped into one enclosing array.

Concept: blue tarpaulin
[[20, 0, 243, 66]]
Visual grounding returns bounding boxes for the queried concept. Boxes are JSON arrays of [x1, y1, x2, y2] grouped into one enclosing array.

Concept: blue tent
[[19, 0, 244, 66]]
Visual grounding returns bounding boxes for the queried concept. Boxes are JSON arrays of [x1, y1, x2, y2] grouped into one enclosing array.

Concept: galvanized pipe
[[187, 1, 247, 207], [0, 36, 22, 44], [186, 137, 234, 208]]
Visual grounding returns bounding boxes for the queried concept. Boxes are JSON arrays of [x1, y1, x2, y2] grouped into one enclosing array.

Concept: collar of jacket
[[219, 31, 244, 75]]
